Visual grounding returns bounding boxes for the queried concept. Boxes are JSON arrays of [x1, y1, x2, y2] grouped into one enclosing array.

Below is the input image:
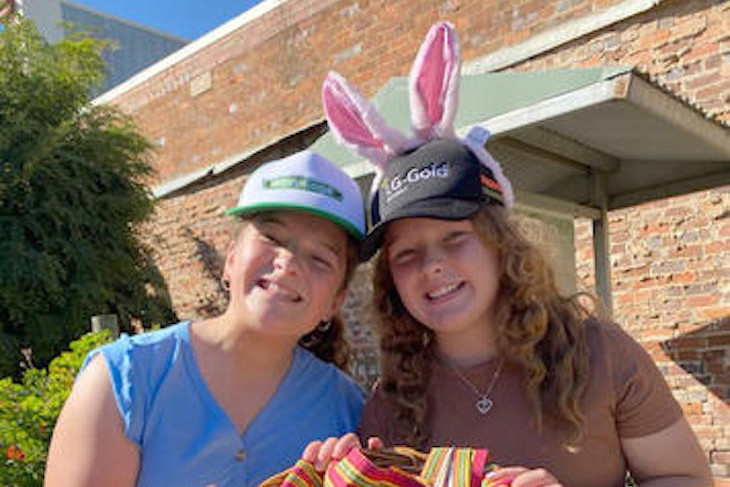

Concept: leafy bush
[[0, 331, 112, 487], [0, 18, 176, 377]]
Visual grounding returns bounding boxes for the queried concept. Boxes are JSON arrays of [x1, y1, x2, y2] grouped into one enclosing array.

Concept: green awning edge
[[310, 67, 633, 169]]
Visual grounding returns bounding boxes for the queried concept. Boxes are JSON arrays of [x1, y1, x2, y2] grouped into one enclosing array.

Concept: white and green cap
[[225, 151, 366, 240]]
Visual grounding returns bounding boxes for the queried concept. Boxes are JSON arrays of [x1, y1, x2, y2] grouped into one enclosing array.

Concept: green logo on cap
[[263, 176, 344, 201]]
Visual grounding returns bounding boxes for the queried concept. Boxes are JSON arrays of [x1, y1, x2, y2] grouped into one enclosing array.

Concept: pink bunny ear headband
[[322, 22, 514, 259]]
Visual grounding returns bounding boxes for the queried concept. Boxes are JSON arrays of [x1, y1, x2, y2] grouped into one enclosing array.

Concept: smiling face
[[385, 217, 501, 344], [223, 211, 349, 339]]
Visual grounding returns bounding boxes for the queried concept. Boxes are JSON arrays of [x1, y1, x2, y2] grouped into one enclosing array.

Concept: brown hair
[[297, 235, 360, 370], [231, 215, 361, 371], [373, 204, 591, 448]]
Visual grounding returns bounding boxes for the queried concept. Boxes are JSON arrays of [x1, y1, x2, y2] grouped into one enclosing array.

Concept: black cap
[[361, 139, 505, 260]]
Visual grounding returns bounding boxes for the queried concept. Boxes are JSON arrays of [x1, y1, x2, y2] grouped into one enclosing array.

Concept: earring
[[299, 320, 331, 348], [220, 276, 230, 292]]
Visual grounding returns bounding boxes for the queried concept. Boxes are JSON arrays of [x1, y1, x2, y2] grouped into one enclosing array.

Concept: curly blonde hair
[[373, 204, 591, 448]]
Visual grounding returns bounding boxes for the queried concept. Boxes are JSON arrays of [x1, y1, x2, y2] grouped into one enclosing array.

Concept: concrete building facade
[[7, 0, 187, 93]]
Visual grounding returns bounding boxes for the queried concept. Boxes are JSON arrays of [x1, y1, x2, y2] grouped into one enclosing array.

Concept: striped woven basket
[[258, 447, 511, 487]]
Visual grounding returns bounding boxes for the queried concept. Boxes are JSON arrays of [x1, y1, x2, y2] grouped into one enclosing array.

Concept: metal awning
[[309, 67, 730, 313]]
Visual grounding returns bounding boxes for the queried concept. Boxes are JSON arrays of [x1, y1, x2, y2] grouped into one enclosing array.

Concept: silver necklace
[[446, 358, 504, 415]]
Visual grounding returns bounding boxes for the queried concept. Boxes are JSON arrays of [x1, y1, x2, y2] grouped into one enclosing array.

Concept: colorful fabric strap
[[327, 448, 427, 487], [255, 447, 512, 487], [419, 448, 507, 487], [258, 459, 323, 487]]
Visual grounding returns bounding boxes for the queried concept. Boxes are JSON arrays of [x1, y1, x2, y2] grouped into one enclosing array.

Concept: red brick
[[685, 42, 718, 62], [686, 71, 722, 90], [705, 240, 730, 253], [696, 80, 730, 100], [707, 332, 730, 348], [669, 272, 697, 284], [682, 402, 704, 416], [720, 222, 730, 237]]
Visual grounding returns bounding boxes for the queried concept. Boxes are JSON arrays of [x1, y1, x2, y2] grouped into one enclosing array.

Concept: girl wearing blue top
[[44, 151, 367, 487]]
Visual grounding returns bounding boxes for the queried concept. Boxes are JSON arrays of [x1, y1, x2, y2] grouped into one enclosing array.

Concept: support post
[[91, 314, 120, 338], [591, 171, 613, 318]]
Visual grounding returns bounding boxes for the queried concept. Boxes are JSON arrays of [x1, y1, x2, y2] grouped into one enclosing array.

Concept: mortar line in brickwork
[[464, 0, 667, 74]]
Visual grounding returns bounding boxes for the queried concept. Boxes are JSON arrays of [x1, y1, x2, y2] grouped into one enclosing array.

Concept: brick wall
[[108, 0, 641, 184], [514, 0, 730, 477], [514, 0, 730, 123], [107, 0, 730, 479], [574, 188, 730, 478]]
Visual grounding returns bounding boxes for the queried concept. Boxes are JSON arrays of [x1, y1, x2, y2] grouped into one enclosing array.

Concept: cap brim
[[360, 198, 481, 260], [226, 203, 364, 241]]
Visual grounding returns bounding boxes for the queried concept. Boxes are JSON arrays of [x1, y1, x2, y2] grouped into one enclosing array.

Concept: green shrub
[[0, 17, 177, 378], [0, 331, 113, 487]]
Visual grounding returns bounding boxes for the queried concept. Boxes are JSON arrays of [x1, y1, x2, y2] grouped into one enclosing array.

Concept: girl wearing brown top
[[304, 22, 711, 487]]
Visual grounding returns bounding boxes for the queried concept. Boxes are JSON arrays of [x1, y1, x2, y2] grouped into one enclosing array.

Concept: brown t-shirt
[[359, 320, 682, 487]]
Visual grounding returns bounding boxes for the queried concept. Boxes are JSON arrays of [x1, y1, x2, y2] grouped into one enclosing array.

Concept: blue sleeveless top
[[82, 321, 364, 487]]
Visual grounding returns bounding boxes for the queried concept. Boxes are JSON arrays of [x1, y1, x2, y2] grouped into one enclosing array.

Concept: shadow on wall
[[185, 227, 227, 318], [660, 316, 730, 405]]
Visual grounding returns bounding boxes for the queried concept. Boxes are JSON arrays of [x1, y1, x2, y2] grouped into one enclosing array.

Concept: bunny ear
[[409, 22, 461, 141], [464, 127, 515, 208], [322, 71, 409, 169]]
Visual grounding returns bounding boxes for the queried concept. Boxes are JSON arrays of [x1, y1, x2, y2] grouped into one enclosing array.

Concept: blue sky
[[70, 0, 266, 41]]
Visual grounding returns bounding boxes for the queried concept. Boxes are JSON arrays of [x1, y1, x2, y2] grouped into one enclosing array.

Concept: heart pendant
[[475, 396, 493, 414]]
